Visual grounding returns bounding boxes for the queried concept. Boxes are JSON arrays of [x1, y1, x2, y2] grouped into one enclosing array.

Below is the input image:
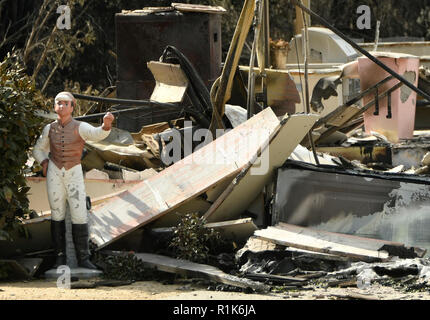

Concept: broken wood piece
[[254, 224, 391, 262], [171, 3, 227, 14], [276, 222, 422, 259], [235, 236, 279, 263], [386, 165, 405, 173], [147, 61, 188, 103], [85, 169, 110, 180], [88, 108, 280, 248], [414, 165, 430, 175], [243, 272, 307, 285], [294, 271, 327, 280], [330, 292, 379, 300], [150, 197, 213, 228], [327, 278, 357, 288], [130, 7, 174, 14], [422, 151, 430, 166], [285, 247, 353, 262], [204, 218, 257, 244], [134, 253, 269, 292], [121, 168, 158, 181], [203, 113, 319, 223]]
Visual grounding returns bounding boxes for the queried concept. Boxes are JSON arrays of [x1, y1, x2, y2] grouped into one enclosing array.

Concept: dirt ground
[[1, 278, 430, 300]]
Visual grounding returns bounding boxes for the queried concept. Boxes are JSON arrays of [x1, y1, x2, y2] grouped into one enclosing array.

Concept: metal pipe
[[247, 0, 263, 119], [75, 106, 174, 121], [290, 0, 430, 103], [300, 1, 320, 166], [73, 93, 180, 109]]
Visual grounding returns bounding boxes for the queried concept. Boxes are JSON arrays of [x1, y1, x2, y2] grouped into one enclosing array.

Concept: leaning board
[[88, 108, 280, 248]]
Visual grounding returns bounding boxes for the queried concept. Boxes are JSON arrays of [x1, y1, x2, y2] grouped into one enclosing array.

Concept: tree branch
[[23, 0, 55, 64], [41, 51, 65, 93], [32, 24, 58, 82]]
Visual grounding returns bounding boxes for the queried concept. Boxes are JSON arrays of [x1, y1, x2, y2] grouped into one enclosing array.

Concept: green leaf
[[2, 187, 13, 203]]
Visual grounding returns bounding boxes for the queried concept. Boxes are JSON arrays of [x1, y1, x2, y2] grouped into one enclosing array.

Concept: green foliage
[[99, 253, 148, 281], [169, 213, 221, 263], [0, 51, 47, 239]]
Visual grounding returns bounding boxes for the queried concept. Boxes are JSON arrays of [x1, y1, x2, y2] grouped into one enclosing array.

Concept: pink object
[[358, 53, 419, 142]]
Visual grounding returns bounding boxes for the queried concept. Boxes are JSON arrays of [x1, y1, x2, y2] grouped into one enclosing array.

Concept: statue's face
[[55, 100, 73, 118]]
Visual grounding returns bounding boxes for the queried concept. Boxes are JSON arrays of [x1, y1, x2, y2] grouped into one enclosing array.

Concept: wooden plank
[[171, 3, 227, 14], [276, 222, 425, 258], [285, 247, 353, 262], [134, 253, 269, 292], [27, 177, 141, 213], [205, 218, 257, 243], [88, 108, 280, 248], [254, 224, 391, 262], [243, 272, 307, 285], [150, 196, 213, 228], [203, 113, 319, 223], [147, 61, 188, 103], [326, 105, 361, 127]]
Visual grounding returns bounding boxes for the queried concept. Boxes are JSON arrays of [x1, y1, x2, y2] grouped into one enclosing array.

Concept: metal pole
[[300, 1, 320, 165], [247, 0, 263, 119], [72, 93, 180, 108]]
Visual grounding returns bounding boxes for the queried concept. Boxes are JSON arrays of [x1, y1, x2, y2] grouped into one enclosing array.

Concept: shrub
[[0, 51, 48, 240], [169, 213, 221, 263]]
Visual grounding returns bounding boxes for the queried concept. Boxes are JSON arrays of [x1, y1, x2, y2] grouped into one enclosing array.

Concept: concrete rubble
[[4, 1, 430, 298]]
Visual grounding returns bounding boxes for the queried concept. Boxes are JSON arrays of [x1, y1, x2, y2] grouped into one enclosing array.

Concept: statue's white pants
[[46, 162, 88, 224]]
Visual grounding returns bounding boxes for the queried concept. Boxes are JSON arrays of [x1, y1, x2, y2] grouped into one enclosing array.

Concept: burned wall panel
[[272, 162, 430, 253]]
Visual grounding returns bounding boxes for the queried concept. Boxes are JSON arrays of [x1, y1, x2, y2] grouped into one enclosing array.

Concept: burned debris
[[3, 1, 430, 299]]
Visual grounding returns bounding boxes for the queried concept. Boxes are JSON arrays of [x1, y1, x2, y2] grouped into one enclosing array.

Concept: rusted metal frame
[[313, 75, 394, 130], [316, 82, 404, 143], [290, 0, 430, 103]]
